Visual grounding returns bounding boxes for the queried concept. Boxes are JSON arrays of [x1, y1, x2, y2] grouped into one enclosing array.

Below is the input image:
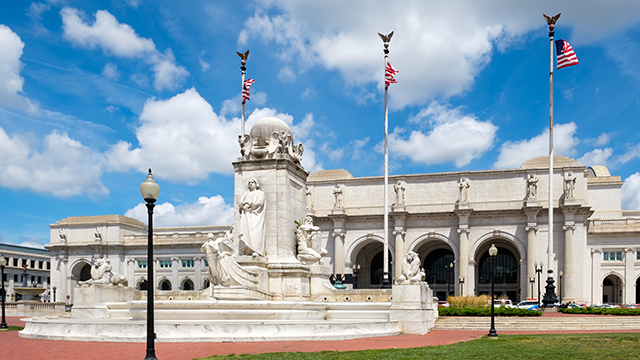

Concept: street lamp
[[529, 277, 535, 299], [53, 286, 57, 303], [446, 262, 454, 296], [459, 277, 465, 295], [141, 169, 160, 360], [535, 262, 543, 307], [488, 244, 498, 338], [559, 270, 563, 304], [0, 255, 8, 330], [352, 264, 361, 289]]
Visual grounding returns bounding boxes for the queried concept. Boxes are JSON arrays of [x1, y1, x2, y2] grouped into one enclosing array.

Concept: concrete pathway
[[3, 314, 640, 360]]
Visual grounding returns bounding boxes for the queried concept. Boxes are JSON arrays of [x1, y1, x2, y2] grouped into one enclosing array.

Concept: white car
[[516, 300, 540, 310], [488, 299, 514, 308]]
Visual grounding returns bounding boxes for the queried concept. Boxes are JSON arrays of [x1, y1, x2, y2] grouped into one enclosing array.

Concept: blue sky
[[1, 0, 640, 248]]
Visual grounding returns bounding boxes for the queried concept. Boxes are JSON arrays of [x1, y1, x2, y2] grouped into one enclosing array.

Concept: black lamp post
[[0, 256, 8, 330], [529, 277, 535, 299], [559, 270, 563, 304], [535, 262, 543, 307], [446, 262, 454, 296], [53, 286, 57, 303], [488, 244, 498, 337], [352, 264, 361, 289], [141, 169, 160, 360]]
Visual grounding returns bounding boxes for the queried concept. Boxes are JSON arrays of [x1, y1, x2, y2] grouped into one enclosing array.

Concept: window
[[603, 251, 622, 261], [13, 258, 18, 266], [204, 260, 209, 267], [31, 260, 36, 268], [137, 260, 148, 269], [182, 259, 194, 268], [37, 276, 42, 283], [13, 274, 18, 282], [47, 277, 50, 283], [159, 260, 172, 269], [47, 261, 50, 270], [39, 261, 43, 269], [637, 251, 640, 261], [22, 259, 27, 267]]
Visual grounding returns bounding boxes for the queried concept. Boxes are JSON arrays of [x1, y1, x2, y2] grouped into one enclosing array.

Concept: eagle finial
[[236, 49, 249, 66], [378, 31, 394, 44], [543, 13, 561, 32]]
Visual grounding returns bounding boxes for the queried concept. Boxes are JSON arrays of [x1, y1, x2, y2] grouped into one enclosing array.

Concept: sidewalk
[[3, 314, 640, 360]]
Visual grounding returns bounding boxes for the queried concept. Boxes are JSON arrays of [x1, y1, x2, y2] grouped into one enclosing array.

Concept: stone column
[[393, 229, 406, 280], [171, 257, 179, 290], [625, 248, 636, 304], [194, 257, 203, 289], [561, 205, 579, 303], [332, 231, 346, 277], [152, 257, 158, 290], [591, 249, 602, 305], [126, 258, 136, 287], [524, 207, 541, 299], [455, 209, 472, 296], [58, 255, 68, 303]]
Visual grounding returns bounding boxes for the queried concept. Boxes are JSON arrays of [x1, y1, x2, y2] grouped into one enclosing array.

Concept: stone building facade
[[46, 155, 640, 305], [0, 243, 51, 302]]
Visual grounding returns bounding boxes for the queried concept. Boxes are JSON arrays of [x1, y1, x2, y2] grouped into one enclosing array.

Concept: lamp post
[[53, 286, 57, 303], [529, 277, 535, 299], [141, 169, 160, 360], [352, 264, 361, 289], [559, 270, 563, 304], [535, 262, 543, 307], [446, 262, 454, 296], [488, 244, 498, 338], [0, 256, 8, 330], [459, 277, 465, 295]]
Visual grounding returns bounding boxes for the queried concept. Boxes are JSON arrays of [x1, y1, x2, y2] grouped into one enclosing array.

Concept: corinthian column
[[562, 224, 575, 302], [332, 231, 346, 277], [457, 227, 470, 295]]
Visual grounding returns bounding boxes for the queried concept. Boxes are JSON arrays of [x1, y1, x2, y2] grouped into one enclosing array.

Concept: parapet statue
[[201, 229, 259, 288], [458, 177, 470, 203], [238, 178, 266, 257], [296, 216, 327, 265], [79, 258, 128, 287], [394, 180, 405, 206], [527, 174, 539, 200], [395, 251, 425, 285], [333, 184, 344, 209], [564, 171, 576, 199]]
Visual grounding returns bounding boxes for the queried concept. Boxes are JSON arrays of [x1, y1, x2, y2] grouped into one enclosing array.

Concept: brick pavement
[[2, 314, 640, 360]]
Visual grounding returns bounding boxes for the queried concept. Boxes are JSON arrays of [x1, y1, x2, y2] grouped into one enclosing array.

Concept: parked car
[[488, 299, 514, 308], [622, 304, 639, 309], [516, 300, 540, 310], [438, 301, 450, 307]]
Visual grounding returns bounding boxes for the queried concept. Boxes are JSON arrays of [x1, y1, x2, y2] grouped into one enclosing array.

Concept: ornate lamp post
[[559, 270, 563, 304], [529, 277, 535, 299], [141, 169, 160, 360], [53, 286, 57, 303], [352, 264, 361, 289], [488, 244, 498, 338], [0, 256, 8, 330], [535, 262, 543, 307]]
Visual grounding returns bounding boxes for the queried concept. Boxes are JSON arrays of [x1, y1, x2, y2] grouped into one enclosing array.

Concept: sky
[[1, 0, 640, 249]]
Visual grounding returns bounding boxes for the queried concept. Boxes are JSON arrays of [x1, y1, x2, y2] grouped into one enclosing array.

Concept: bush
[[439, 306, 541, 317], [447, 295, 490, 307], [558, 307, 640, 316]]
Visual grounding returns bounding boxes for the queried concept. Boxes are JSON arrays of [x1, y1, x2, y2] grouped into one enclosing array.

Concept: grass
[[1, 326, 24, 331], [195, 333, 640, 359]]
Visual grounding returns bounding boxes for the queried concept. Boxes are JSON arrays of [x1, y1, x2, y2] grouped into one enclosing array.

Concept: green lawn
[[1, 326, 24, 331], [196, 333, 640, 360]]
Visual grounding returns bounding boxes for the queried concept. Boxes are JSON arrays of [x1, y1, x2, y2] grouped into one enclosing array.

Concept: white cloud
[[0, 25, 38, 113], [240, 1, 640, 109], [0, 127, 108, 198], [301, 87, 314, 100], [198, 50, 210, 72], [19, 240, 46, 249], [622, 173, 640, 210], [390, 102, 497, 167], [102, 63, 119, 79], [595, 133, 611, 146], [563, 88, 574, 101], [579, 148, 613, 167], [125, 195, 234, 227], [27, 3, 50, 20], [278, 66, 296, 83], [494, 122, 579, 169], [616, 143, 640, 165], [60, 7, 188, 91]]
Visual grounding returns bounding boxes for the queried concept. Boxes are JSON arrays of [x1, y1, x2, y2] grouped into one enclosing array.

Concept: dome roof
[[249, 117, 292, 146]]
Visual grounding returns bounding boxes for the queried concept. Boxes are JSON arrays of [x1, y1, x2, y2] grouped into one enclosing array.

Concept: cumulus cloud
[[60, 7, 188, 91], [622, 173, 640, 210], [494, 122, 578, 169], [0, 127, 108, 198], [616, 143, 640, 165], [278, 66, 296, 83], [239, 0, 640, 109], [0, 25, 38, 113], [579, 148, 613, 167], [125, 195, 234, 227], [390, 102, 497, 167], [102, 63, 119, 79], [106, 88, 319, 182]]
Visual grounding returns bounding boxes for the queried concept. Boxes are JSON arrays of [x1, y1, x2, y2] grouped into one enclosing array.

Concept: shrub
[[439, 306, 541, 317], [558, 307, 640, 316], [447, 295, 490, 307]]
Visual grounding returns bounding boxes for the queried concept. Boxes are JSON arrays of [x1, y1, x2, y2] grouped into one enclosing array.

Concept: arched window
[[79, 263, 92, 282], [160, 279, 172, 291], [203, 279, 210, 289], [137, 280, 148, 291], [478, 248, 517, 284], [181, 279, 194, 291]]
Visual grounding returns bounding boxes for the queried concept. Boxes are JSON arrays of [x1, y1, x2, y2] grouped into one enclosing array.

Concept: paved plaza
[[3, 313, 640, 360]]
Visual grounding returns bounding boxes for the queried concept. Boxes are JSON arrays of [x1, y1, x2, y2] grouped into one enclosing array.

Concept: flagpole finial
[[237, 49, 249, 70], [378, 31, 394, 53], [543, 13, 560, 37]]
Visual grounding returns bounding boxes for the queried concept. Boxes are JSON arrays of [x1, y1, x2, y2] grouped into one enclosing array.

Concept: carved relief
[[79, 258, 128, 287], [201, 229, 258, 288], [296, 216, 327, 265]]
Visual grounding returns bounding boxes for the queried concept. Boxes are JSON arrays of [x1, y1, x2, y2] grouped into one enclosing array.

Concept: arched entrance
[[159, 279, 172, 291], [351, 241, 392, 289], [414, 240, 455, 301], [137, 279, 148, 291], [475, 241, 520, 302], [181, 279, 194, 290], [636, 277, 640, 304], [603, 274, 623, 304]]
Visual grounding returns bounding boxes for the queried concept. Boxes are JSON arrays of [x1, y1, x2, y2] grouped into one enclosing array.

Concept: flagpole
[[543, 13, 560, 307], [237, 50, 249, 136], [379, 32, 393, 289]]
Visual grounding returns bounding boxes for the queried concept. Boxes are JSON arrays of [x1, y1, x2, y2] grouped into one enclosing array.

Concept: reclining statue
[[79, 258, 128, 287], [201, 227, 259, 288]]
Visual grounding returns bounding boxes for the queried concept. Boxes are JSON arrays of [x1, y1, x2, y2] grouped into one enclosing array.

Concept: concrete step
[[434, 316, 640, 330]]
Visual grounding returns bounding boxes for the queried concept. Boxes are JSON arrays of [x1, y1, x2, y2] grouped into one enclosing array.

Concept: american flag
[[385, 62, 398, 87], [555, 39, 579, 70], [242, 79, 255, 102]]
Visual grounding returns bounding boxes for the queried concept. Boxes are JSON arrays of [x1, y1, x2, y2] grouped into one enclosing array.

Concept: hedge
[[438, 306, 542, 317]]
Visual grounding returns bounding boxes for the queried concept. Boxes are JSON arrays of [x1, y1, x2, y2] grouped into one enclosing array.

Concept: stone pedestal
[[72, 284, 135, 319], [309, 263, 336, 295], [390, 283, 436, 335]]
